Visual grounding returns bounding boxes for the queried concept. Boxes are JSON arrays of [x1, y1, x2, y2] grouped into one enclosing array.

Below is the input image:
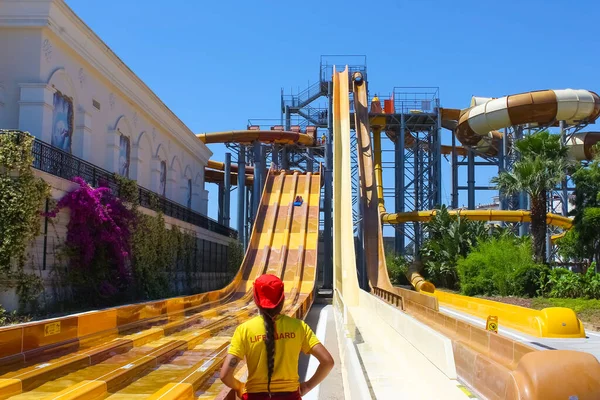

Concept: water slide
[[197, 130, 315, 146], [444, 89, 600, 158], [333, 66, 600, 399], [370, 89, 600, 336], [0, 167, 321, 399], [200, 130, 317, 187]]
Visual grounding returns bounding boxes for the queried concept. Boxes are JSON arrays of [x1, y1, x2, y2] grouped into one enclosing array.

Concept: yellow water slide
[[0, 167, 322, 399]]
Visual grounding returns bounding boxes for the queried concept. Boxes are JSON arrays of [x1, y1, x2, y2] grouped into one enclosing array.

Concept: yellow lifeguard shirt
[[228, 314, 320, 393]]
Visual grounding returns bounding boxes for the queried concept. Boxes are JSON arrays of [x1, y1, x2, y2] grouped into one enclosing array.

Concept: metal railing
[[5, 130, 237, 239], [281, 81, 327, 110], [373, 287, 405, 310]]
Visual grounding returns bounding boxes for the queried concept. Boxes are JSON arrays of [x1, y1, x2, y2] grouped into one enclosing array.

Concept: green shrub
[[541, 265, 600, 299], [0, 305, 31, 326], [421, 205, 487, 289], [457, 236, 547, 297], [227, 241, 244, 276], [386, 253, 409, 286]]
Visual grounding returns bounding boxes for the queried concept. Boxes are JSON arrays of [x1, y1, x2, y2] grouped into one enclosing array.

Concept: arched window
[[159, 160, 167, 196], [187, 179, 192, 208], [51, 90, 74, 153], [118, 134, 131, 177]]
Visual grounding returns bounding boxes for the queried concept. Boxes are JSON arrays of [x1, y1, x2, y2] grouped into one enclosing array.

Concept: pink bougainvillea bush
[[47, 177, 135, 300]]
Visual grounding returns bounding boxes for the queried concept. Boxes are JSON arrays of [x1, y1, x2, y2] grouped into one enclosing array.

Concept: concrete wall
[[0, 0, 211, 215]]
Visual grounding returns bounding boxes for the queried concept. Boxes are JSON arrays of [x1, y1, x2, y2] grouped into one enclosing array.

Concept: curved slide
[[201, 130, 317, 187], [0, 167, 321, 399], [445, 89, 600, 158], [197, 129, 315, 146]]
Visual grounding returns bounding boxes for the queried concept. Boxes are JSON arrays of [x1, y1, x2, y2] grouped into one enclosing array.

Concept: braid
[[259, 302, 283, 396], [260, 308, 276, 396]]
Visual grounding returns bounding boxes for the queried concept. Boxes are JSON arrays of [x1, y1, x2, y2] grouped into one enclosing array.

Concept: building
[[0, 0, 236, 311], [0, 0, 210, 214]]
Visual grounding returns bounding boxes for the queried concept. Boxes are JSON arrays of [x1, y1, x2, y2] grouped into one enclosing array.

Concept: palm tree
[[491, 131, 570, 263]]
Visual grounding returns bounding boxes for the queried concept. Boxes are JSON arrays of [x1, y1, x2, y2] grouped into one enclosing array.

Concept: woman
[[220, 274, 334, 399]]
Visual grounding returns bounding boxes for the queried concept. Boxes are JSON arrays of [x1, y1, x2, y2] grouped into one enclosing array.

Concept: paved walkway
[[300, 302, 345, 400], [346, 304, 472, 400]]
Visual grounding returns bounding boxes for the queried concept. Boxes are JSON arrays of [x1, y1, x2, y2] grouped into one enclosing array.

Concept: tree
[[421, 205, 488, 289], [492, 131, 570, 263], [560, 150, 600, 269]]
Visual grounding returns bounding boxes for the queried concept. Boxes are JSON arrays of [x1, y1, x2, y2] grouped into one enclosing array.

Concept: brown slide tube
[[197, 130, 314, 146]]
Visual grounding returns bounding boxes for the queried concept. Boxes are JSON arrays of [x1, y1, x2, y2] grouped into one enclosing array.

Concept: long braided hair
[[259, 302, 284, 396]]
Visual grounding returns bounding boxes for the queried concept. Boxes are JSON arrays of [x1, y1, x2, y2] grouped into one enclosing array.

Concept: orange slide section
[[197, 130, 315, 146], [201, 130, 316, 187], [0, 167, 321, 400]]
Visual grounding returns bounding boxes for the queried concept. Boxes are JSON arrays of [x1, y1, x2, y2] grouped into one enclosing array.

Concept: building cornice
[[0, 0, 212, 164]]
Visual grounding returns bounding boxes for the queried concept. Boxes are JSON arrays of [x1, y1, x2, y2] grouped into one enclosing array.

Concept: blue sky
[[67, 0, 600, 226]]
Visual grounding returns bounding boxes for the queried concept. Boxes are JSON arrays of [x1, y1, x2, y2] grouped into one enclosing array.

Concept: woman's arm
[[300, 343, 335, 396], [219, 354, 245, 398]]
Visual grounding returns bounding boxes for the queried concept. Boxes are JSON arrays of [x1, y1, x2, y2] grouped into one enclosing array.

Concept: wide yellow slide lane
[[0, 167, 321, 400]]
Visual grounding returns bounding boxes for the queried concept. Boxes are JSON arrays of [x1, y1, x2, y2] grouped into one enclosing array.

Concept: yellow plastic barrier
[[433, 290, 585, 338]]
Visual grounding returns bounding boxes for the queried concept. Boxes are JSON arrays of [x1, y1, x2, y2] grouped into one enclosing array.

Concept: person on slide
[[220, 274, 334, 399]]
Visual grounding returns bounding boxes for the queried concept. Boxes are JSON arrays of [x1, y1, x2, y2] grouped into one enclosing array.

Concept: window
[[51, 90, 74, 153], [187, 179, 192, 208], [118, 134, 131, 177], [159, 160, 167, 196]]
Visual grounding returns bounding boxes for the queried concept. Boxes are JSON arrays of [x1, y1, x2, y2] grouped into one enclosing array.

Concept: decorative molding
[[49, 1, 210, 164], [2, 1, 211, 167], [133, 111, 138, 127], [78, 67, 86, 88], [109, 92, 115, 110], [42, 38, 52, 62]]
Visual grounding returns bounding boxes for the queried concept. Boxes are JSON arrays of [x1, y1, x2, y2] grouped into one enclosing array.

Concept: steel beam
[[237, 145, 246, 247], [246, 186, 252, 249], [467, 149, 475, 209], [252, 141, 262, 221], [451, 130, 458, 209], [272, 144, 279, 168], [217, 182, 224, 225], [223, 152, 231, 227], [395, 113, 406, 254], [499, 128, 507, 211], [307, 148, 314, 172], [434, 103, 442, 206], [560, 120, 569, 216]]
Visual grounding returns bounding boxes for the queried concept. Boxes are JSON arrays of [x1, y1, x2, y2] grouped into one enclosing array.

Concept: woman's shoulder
[[278, 314, 307, 328], [236, 315, 263, 331]]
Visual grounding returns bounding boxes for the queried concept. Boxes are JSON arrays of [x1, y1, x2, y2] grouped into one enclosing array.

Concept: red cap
[[253, 274, 284, 309]]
